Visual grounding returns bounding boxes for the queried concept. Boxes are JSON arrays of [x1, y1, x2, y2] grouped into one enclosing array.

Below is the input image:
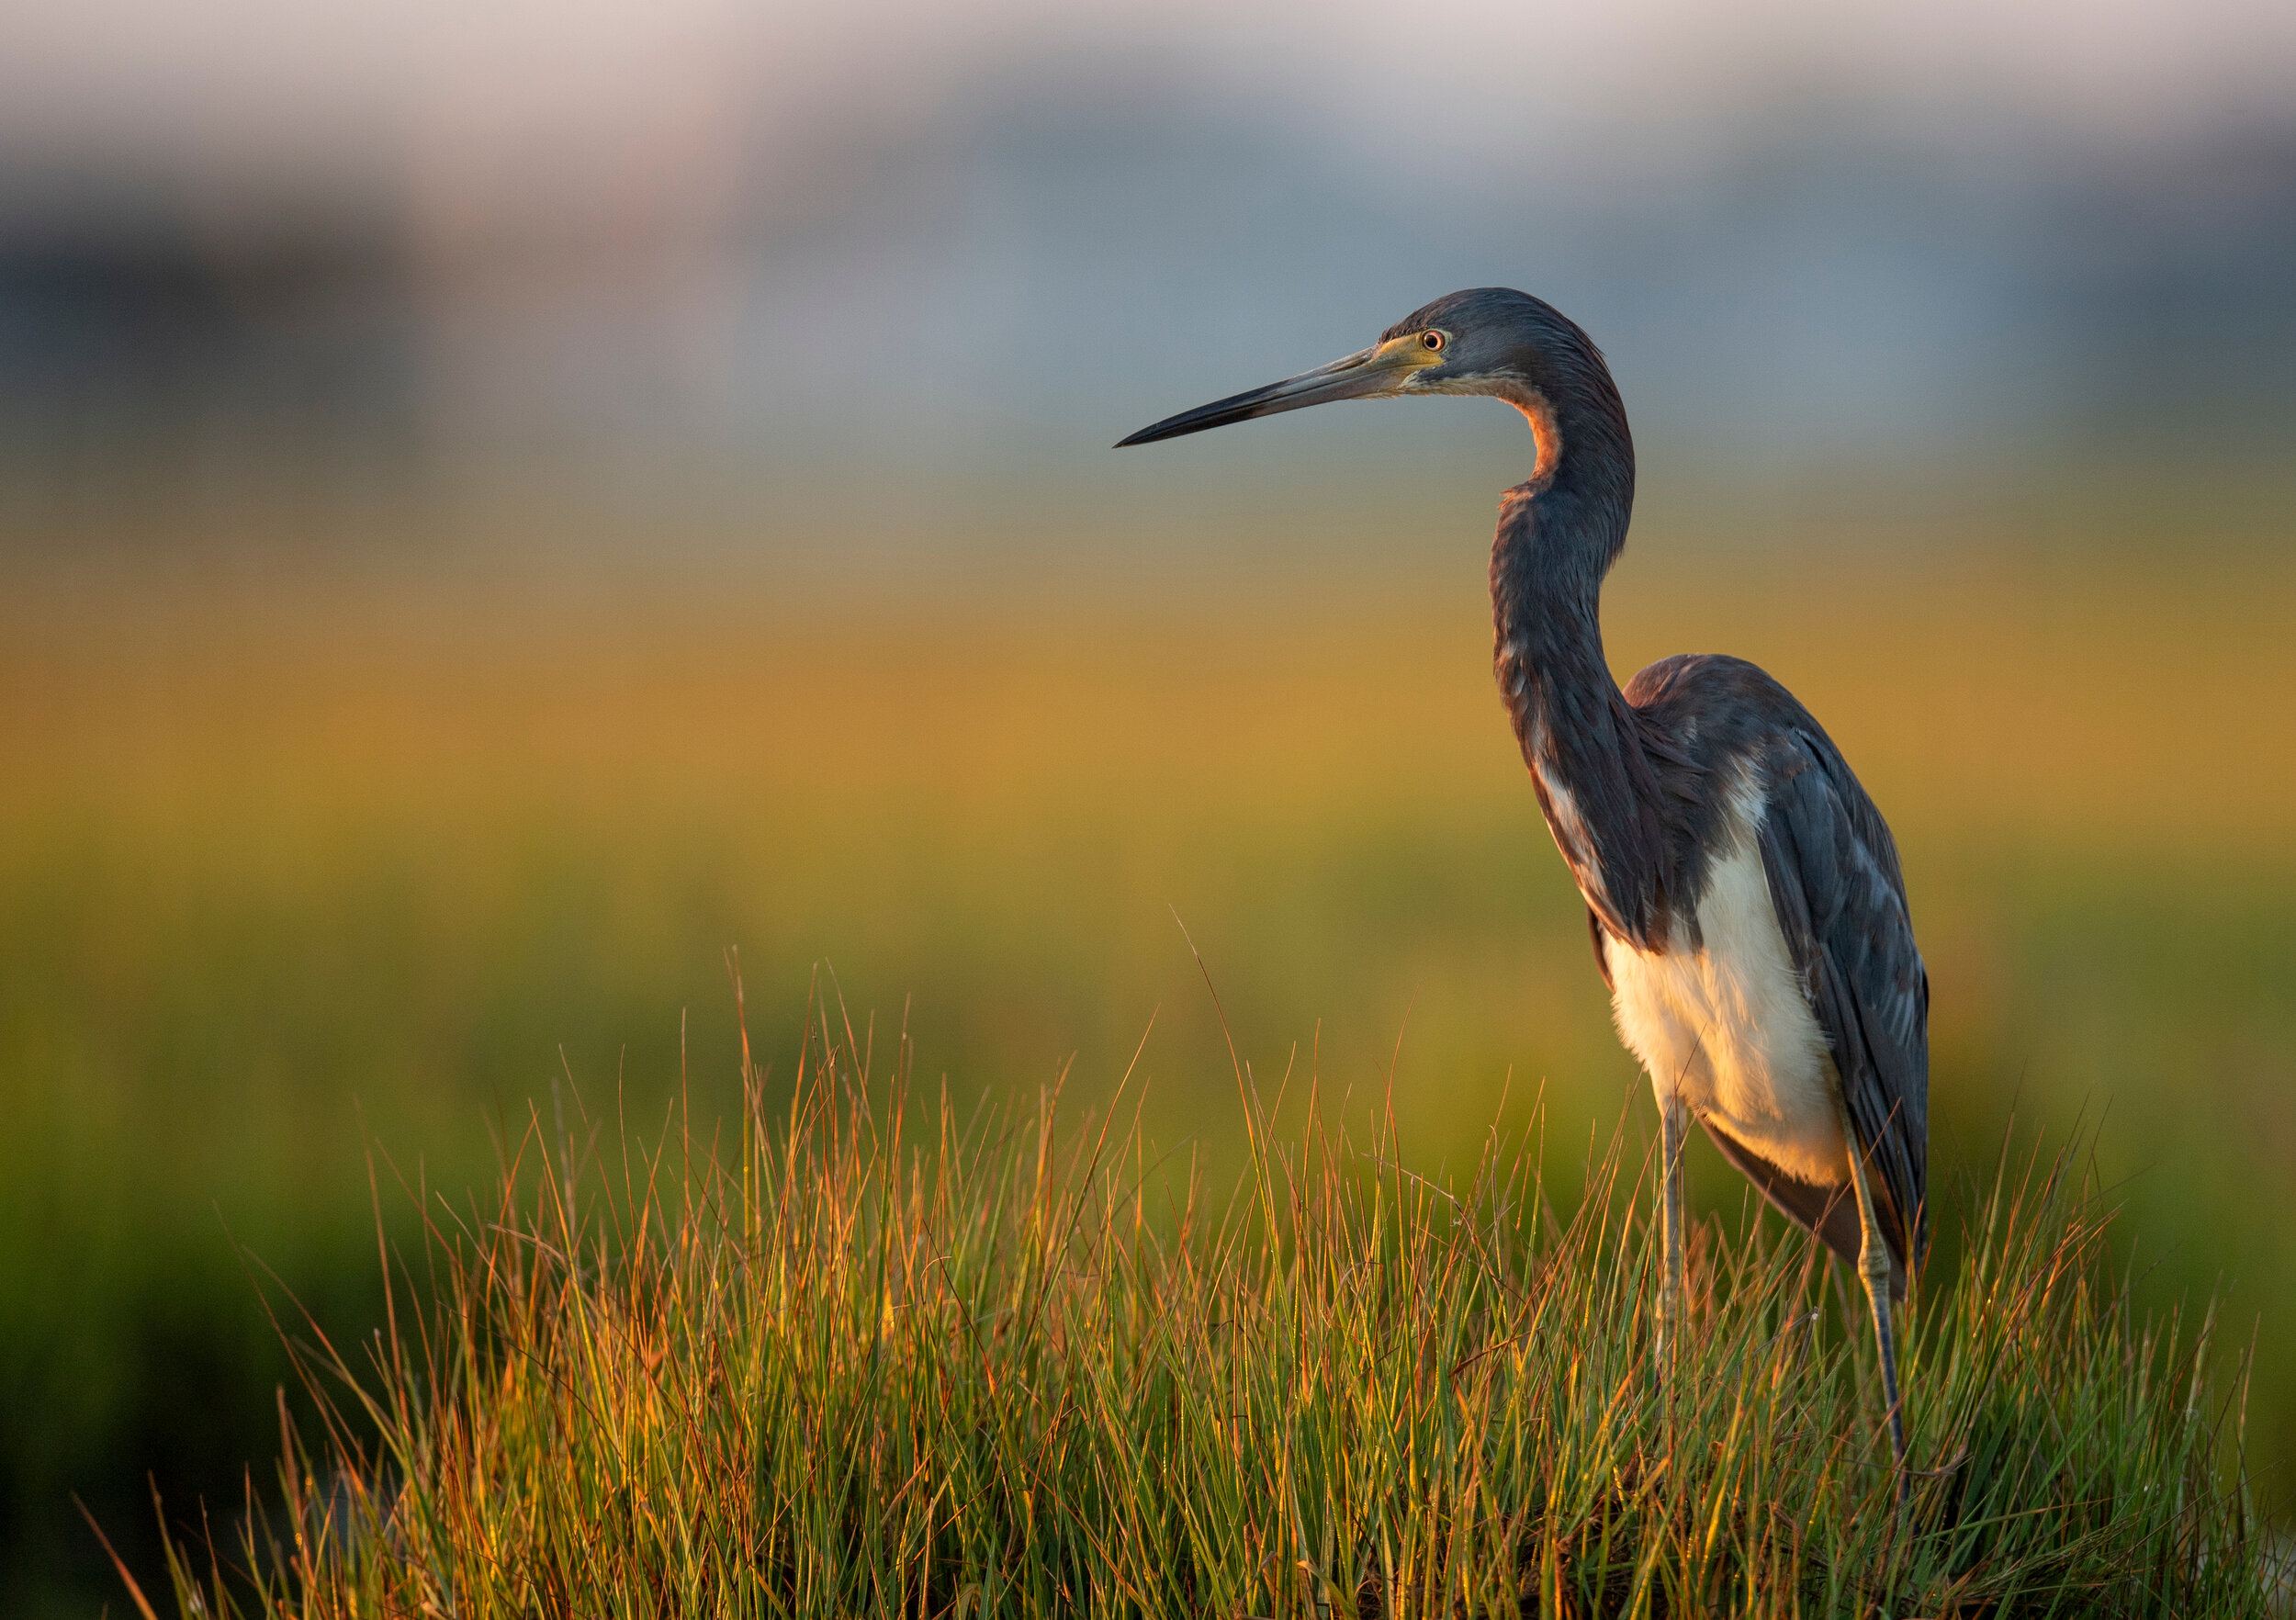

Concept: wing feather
[[1757, 729, 1930, 1284]]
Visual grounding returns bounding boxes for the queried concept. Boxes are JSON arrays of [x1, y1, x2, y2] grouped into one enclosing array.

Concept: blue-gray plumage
[[1120, 287, 1930, 1478]]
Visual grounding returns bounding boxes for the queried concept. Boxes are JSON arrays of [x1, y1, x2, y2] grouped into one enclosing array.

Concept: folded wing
[[1750, 726, 1930, 1286]]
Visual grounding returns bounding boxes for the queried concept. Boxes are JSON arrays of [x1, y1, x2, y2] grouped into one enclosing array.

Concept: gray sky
[[3, 0, 2291, 523], [8, 0, 2295, 200]]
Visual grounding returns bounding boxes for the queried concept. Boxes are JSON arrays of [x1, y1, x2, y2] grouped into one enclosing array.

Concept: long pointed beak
[[1114, 337, 1434, 447]]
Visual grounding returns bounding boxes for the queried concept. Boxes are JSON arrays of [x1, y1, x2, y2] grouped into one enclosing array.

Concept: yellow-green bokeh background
[[8, 6, 2296, 1603], [6, 470, 2293, 1605]]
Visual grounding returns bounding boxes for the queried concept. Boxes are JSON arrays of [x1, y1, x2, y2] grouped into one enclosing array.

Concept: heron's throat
[[1502, 385, 1564, 491], [1486, 408, 1633, 640]]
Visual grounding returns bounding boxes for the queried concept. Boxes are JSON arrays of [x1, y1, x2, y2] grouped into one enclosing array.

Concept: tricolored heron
[[1119, 287, 1928, 1474]]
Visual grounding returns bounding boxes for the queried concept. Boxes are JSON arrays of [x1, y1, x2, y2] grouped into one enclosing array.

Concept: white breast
[[1602, 782, 1848, 1188]]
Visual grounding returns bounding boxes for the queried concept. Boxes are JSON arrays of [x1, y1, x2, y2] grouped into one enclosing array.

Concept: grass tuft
[[151, 978, 2274, 1617]]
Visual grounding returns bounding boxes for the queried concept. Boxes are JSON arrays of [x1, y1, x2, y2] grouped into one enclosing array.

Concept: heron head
[[1115, 287, 1615, 454]]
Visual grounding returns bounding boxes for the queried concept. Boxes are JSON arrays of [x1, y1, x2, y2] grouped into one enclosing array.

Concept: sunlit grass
[[129, 975, 2275, 1618], [9, 536, 2296, 1607]]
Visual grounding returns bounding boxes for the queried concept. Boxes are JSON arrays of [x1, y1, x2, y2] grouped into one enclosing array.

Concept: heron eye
[[1422, 331, 1445, 352]]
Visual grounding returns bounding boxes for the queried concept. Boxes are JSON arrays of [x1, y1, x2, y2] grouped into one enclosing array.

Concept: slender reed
[[133, 981, 2270, 1618]]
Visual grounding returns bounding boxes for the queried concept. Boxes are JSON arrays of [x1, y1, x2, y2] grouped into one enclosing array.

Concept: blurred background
[[4, 0, 2295, 1609]]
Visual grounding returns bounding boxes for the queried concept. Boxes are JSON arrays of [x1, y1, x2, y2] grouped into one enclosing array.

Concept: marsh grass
[[129, 973, 2272, 1619]]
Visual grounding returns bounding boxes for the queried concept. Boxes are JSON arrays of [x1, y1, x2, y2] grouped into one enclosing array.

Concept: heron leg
[[1657, 1096, 1688, 1374], [1832, 1090, 1908, 1490]]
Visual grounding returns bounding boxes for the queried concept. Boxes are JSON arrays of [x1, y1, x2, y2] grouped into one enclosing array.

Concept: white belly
[[1603, 821, 1847, 1188]]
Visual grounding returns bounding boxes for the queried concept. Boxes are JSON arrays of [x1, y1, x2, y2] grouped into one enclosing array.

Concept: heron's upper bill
[[1115, 331, 1450, 447]]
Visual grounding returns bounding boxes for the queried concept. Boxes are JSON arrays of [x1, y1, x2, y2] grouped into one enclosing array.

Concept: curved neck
[[1489, 405, 1668, 945], [1489, 386, 1634, 689]]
